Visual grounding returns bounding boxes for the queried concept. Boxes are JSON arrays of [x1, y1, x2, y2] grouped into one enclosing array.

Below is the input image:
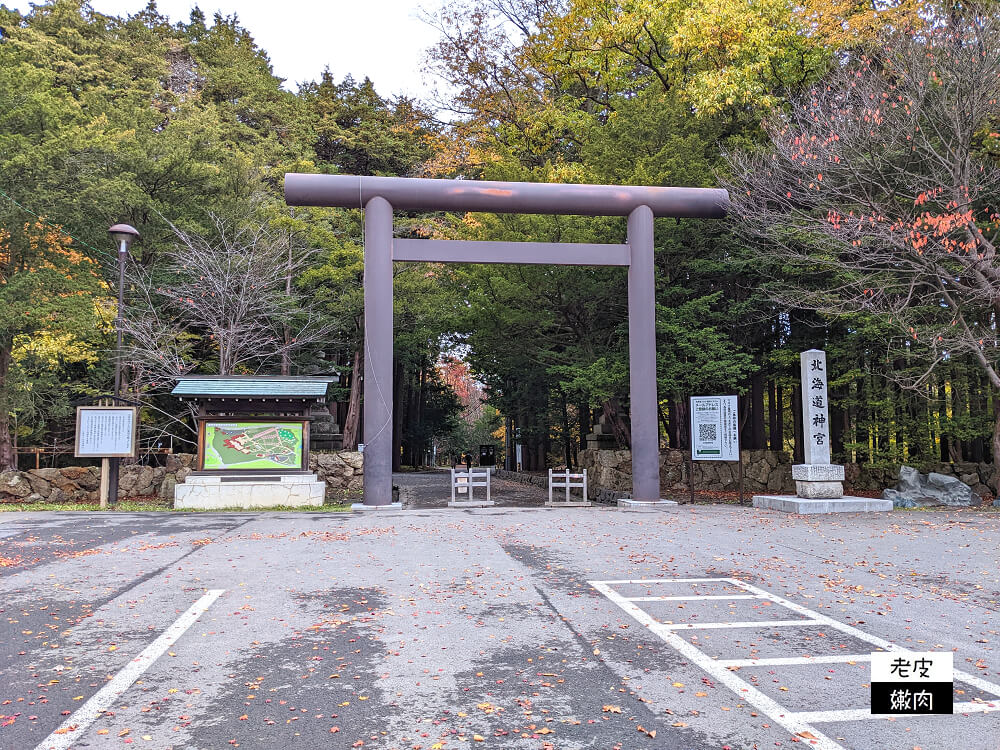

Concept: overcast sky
[[11, 1, 446, 99]]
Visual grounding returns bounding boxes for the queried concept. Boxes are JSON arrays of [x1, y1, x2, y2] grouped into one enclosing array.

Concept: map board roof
[[171, 376, 337, 400]]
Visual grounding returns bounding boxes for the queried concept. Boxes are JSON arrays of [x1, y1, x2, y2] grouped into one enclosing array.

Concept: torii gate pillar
[[285, 174, 729, 506]]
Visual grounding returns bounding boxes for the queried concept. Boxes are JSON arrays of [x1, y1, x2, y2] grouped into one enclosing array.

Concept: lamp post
[[107, 224, 139, 505]]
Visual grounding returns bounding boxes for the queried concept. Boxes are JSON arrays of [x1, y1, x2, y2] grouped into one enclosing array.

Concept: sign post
[[690, 395, 741, 502], [74, 406, 138, 508]]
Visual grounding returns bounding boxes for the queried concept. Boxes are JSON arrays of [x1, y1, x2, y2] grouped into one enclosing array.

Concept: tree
[[726, 11, 1000, 483], [0, 221, 104, 469], [121, 215, 331, 391]]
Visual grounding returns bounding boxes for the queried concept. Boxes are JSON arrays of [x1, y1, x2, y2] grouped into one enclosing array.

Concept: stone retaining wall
[[578, 449, 796, 498], [577, 449, 994, 500], [0, 451, 364, 504]]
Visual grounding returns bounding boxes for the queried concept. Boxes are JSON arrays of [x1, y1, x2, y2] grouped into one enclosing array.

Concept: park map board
[[202, 421, 304, 471]]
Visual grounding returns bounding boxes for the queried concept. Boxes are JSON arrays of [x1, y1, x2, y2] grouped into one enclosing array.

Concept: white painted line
[[595, 577, 735, 585], [722, 578, 1000, 700], [590, 580, 845, 750], [665, 619, 817, 630], [717, 655, 874, 668], [35, 589, 225, 750], [793, 700, 1000, 723], [625, 594, 763, 602]]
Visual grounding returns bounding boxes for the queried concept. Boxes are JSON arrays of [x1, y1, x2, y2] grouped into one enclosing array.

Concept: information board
[[75, 406, 138, 458], [690, 395, 739, 462], [201, 421, 305, 471]]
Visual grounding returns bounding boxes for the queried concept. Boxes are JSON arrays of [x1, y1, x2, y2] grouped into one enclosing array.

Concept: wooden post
[[99, 458, 110, 509], [737, 449, 745, 506], [688, 454, 695, 504]]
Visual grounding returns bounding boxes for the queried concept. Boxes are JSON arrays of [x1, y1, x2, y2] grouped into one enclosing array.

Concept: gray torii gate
[[284, 174, 729, 507]]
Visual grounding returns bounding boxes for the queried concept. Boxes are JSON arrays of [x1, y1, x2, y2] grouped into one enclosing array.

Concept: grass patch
[[0, 501, 353, 513]]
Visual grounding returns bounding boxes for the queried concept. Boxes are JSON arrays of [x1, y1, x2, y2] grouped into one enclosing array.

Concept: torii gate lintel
[[285, 173, 729, 506]]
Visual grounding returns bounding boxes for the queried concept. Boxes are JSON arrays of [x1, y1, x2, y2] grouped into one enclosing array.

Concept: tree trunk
[[767, 380, 779, 451], [391, 357, 404, 472], [342, 345, 363, 450], [578, 402, 591, 452], [992, 394, 1000, 496], [792, 384, 804, 464], [561, 394, 572, 469], [751, 372, 766, 450], [0, 340, 14, 471], [602, 397, 631, 448]]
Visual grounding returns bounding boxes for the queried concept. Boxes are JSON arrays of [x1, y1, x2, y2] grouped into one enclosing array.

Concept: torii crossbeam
[[285, 174, 729, 507]]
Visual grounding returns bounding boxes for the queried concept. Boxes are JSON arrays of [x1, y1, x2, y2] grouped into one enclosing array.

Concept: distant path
[[393, 468, 549, 508]]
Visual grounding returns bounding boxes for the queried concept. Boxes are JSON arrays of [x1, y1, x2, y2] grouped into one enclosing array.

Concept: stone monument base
[[752, 494, 892, 514], [544, 500, 592, 507], [174, 473, 325, 509], [448, 500, 496, 508], [351, 502, 404, 511], [617, 499, 679, 512]]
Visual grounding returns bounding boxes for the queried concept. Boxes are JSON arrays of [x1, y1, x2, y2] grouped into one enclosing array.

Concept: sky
[[11, 1, 446, 99]]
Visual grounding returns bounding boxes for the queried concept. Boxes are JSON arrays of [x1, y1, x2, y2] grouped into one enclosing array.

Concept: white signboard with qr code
[[690, 396, 739, 462]]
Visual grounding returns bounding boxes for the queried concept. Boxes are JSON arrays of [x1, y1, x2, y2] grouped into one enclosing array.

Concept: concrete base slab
[[174, 474, 325, 509], [351, 502, 404, 511], [752, 494, 892, 514], [544, 501, 592, 508], [617, 499, 679, 512], [448, 500, 496, 508]]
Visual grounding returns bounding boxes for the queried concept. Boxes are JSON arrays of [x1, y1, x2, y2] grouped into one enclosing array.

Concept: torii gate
[[284, 174, 729, 507]]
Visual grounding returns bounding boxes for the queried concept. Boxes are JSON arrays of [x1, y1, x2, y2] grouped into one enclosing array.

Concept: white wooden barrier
[[449, 467, 493, 506], [547, 468, 590, 506]]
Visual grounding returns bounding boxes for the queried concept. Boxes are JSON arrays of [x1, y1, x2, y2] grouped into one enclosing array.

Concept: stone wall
[[578, 449, 796, 498], [577, 449, 995, 500], [0, 450, 364, 504]]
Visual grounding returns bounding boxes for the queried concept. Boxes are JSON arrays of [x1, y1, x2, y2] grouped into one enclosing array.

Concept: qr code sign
[[698, 423, 717, 442]]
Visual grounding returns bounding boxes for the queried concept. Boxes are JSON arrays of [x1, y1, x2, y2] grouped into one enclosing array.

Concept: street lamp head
[[108, 223, 140, 249]]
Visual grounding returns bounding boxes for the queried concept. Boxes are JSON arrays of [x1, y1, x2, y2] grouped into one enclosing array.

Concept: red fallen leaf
[[238, 714, 248, 721]]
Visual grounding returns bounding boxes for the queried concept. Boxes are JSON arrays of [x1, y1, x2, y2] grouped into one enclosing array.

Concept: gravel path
[[394, 469, 551, 509]]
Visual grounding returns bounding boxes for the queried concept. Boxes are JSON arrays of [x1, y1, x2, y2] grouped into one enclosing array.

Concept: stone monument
[[753, 349, 891, 514]]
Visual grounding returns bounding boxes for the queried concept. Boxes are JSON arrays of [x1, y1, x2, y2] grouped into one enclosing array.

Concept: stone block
[[174, 474, 325, 509], [795, 480, 844, 499], [883, 465, 979, 507], [0, 472, 32, 500], [792, 464, 845, 482], [351, 502, 403, 511], [617, 499, 678, 512], [753, 494, 892, 513]]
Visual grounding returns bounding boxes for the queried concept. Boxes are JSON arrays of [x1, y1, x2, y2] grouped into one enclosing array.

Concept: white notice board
[[74, 406, 138, 458], [690, 395, 739, 461]]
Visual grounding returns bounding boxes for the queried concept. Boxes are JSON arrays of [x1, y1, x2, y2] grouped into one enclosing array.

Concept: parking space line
[[793, 700, 1000, 723], [591, 580, 846, 750], [665, 619, 817, 630], [35, 589, 225, 750], [592, 576, 1000, 745], [724, 578, 1000, 700], [625, 594, 763, 602], [717, 655, 873, 668], [596, 577, 735, 584]]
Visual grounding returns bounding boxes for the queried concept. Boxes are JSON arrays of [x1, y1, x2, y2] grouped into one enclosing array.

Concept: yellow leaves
[[96, 728, 109, 735], [672, 682, 684, 688], [602, 705, 622, 713], [671, 721, 688, 727], [695, 691, 708, 697], [637, 724, 656, 738], [473, 734, 485, 742]]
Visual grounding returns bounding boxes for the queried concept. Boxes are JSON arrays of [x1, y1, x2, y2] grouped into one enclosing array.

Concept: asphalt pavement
[[1, 504, 998, 750]]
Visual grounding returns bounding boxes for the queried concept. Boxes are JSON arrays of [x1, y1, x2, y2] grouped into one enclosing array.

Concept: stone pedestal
[[792, 463, 845, 499], [617, 498, 678, 512], [174, 473, 325, 509], [586, 413, 618, 450]]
